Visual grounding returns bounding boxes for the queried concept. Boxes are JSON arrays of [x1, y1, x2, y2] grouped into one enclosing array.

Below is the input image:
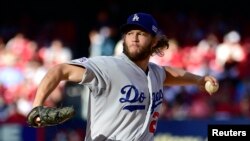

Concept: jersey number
[[149, 112, 159, 133]]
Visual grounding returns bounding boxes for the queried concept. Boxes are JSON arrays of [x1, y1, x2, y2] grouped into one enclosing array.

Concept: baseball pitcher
[[27, 12, 219, 141]]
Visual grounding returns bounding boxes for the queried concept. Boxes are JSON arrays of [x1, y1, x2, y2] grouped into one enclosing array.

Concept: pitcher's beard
[[123, 42, 153, 62]]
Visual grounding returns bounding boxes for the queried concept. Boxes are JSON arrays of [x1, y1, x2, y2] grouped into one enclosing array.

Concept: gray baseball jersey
[[68, 53, 166, 141]]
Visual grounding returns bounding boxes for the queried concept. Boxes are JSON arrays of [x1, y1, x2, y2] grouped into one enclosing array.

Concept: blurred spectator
[[88, 26, 116, 57], [196, 33, 220, 80], [0, 50, 24, 104], [5, 33, 34, 69], [215, 30, 246, 78], [88, 10, 116, 57], [39, 39, 72, 68], [88, 29, 103, 57]]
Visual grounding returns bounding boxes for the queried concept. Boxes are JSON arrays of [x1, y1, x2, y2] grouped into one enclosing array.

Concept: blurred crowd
[[0, 33, 73, 123], [1, 11, 250, 125]]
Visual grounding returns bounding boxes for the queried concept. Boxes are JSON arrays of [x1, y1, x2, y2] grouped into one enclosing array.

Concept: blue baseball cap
[[121, 13, 159, 36]]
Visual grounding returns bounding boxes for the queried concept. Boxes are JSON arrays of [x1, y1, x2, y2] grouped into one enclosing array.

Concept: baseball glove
[[27, 106, 75, 128]]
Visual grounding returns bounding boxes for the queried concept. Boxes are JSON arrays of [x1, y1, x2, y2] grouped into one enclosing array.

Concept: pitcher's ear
[[151, 37, 158, 48]]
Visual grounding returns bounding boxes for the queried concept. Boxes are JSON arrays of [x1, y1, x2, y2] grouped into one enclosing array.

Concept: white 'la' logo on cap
[[132, 14, 139, 21], [152, 25, 158, 33]]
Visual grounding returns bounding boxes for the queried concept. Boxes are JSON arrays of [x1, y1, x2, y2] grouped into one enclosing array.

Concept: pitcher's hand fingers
[[35, 116, 41, 127]]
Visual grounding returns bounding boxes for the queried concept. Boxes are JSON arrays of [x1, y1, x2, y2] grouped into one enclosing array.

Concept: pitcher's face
[[123, 29, 154, 61]]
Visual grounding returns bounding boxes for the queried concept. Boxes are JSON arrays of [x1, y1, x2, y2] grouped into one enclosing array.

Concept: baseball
[[205, 81, 219, 95]]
